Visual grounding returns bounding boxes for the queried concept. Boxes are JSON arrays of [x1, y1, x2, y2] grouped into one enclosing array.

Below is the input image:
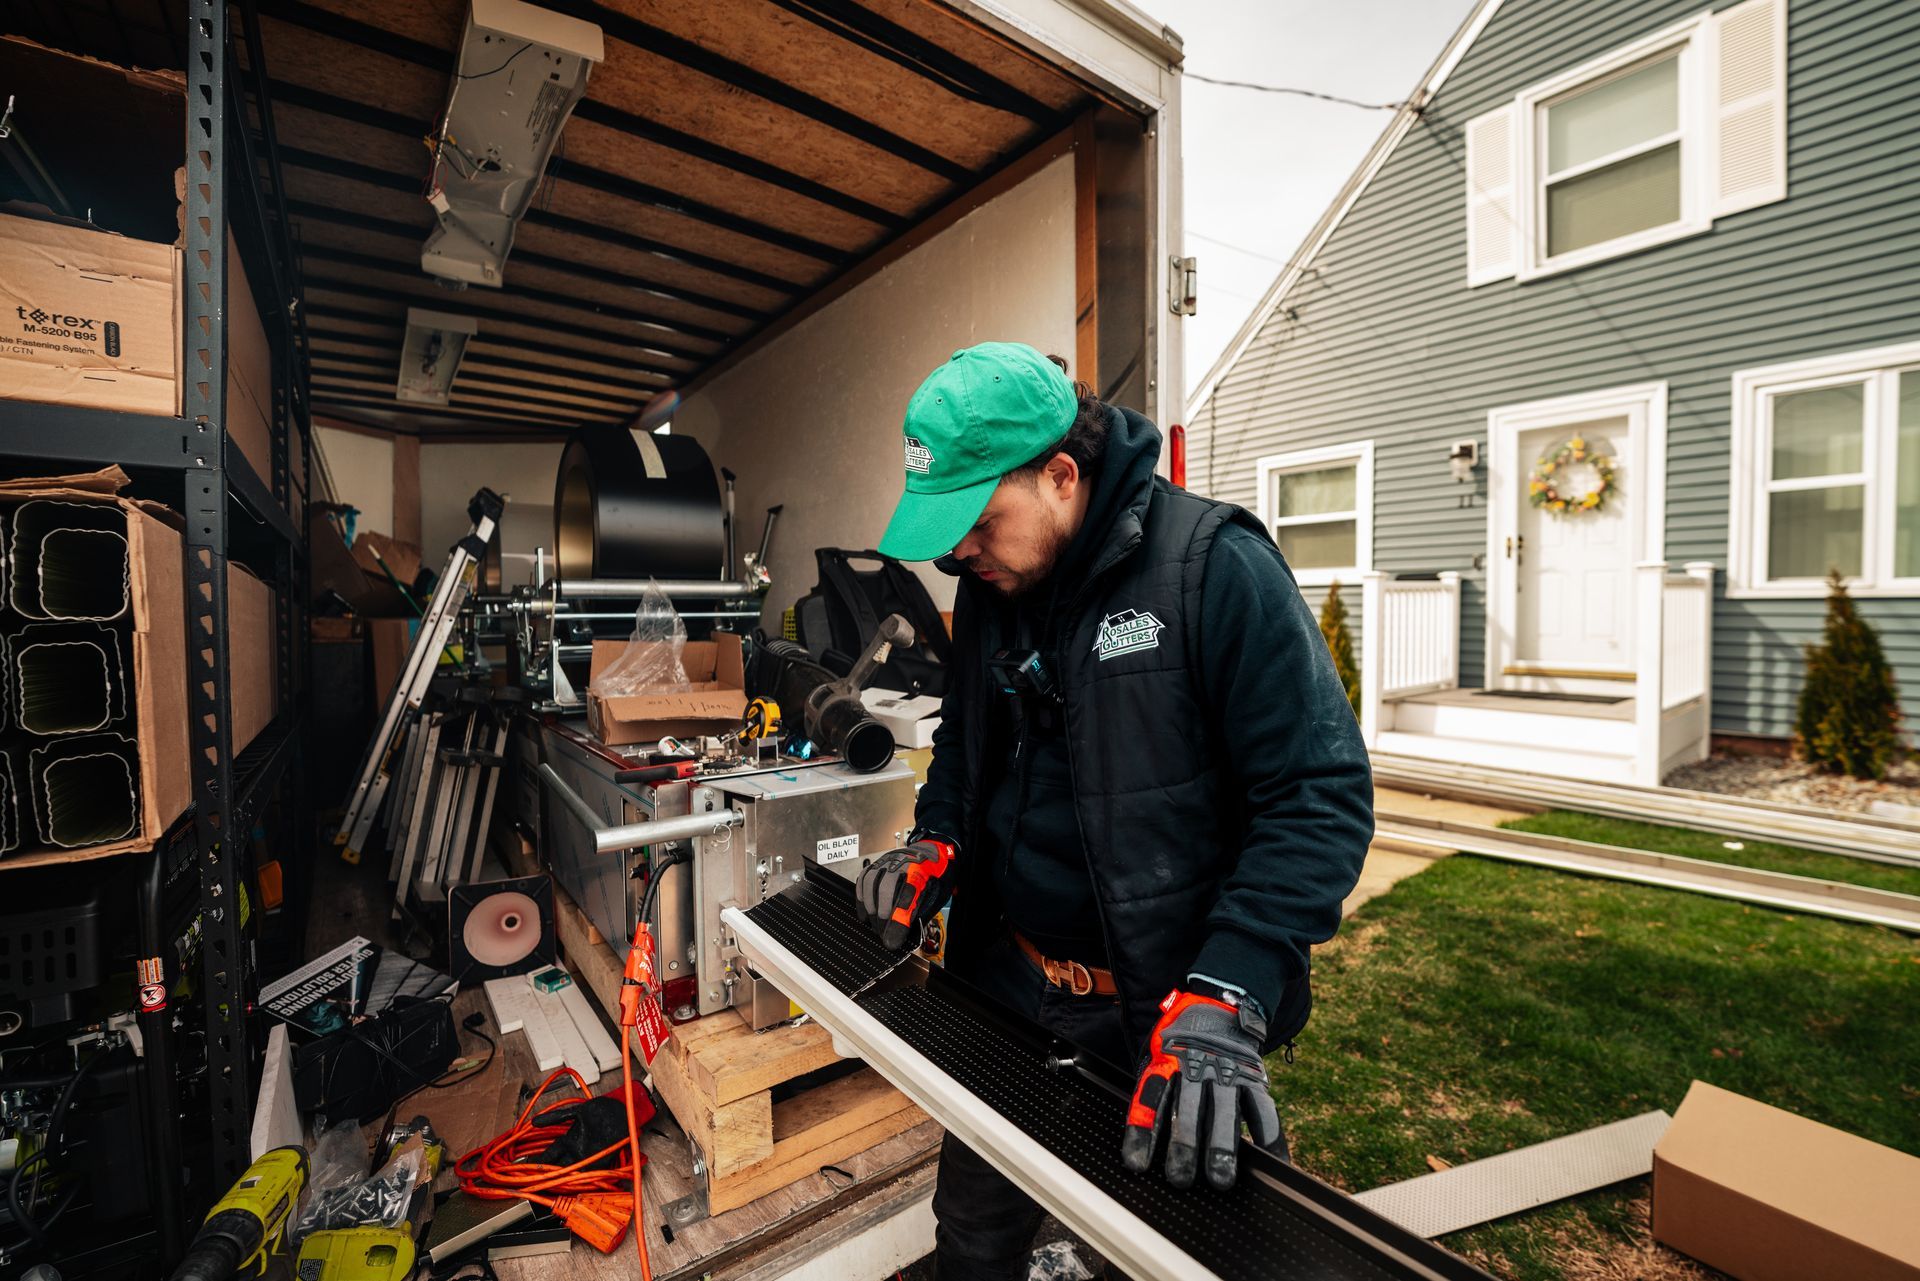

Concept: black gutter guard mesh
[[743, 873, 1486, 1281], [861, 983, 1401, 1281], [745, 868, 915, 997]]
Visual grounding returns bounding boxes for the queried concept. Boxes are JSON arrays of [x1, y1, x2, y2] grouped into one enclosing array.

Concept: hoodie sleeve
[[913, 584, 974, 843], [1185, 523, 1373, 1021]]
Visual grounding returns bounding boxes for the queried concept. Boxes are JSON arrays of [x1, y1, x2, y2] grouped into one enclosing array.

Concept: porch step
[[1374, 730, 1637, 784], [1389, 691, 1638, 756]]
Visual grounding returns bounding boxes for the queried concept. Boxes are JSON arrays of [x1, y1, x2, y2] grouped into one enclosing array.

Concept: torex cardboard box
[[0, 468, 277, 868], [0, 36, 275, 484], [586, 632, 746, 746], [1652, 1080, 1920, 1281]]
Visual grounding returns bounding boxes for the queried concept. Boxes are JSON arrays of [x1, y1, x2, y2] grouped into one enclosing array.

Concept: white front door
[[1485, 383, 1667, 687], [1515, 417, 1633, 669]]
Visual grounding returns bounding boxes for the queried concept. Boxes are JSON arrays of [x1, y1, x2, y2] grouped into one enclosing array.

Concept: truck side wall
[[677, 153, 1078, 622]]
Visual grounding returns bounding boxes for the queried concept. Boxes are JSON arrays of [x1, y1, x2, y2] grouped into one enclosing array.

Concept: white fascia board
[[1186, 0, 1509, 418]]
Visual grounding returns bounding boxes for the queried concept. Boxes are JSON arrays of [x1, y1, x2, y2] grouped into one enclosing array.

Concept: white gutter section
[[720, 904, 1223, 1281]]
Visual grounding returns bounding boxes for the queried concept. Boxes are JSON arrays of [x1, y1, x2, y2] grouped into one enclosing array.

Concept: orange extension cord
[[454, 925, 661, 1281]]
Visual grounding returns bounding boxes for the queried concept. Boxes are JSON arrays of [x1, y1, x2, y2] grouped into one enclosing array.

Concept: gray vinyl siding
[[1189, 0, 1920, 738]]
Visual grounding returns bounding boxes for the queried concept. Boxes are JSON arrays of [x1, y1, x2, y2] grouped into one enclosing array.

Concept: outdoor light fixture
[[397, 307, 479, 405], [421, 0, 604, 286], [1449, 439, 1480, 483]]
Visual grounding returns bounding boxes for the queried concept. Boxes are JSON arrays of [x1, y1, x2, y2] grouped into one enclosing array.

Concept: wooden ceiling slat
[[304, 267, 721, 364], [257, 14, 871, 260], [765, 0, 1053, 123], [279, 165, 800, 303], [608, 0, 1048, 173], [291, 210, 767, 326], [264, 73, 901, 242], [313, 346, 641, 414], [313, 392, 592, 432], [305, 290, 697, 376], [275, 0, 955, 217], [312, 371, 624, 421], [851, 0, 1089, 115], [300, 242, 749, 346], [278, 145, 829, 290], [309, 323, 671, 395]]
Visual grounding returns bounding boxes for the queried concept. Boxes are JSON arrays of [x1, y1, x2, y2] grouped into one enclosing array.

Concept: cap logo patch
[[1093, 609, 1165, 661], [904, 436, 934, 474]]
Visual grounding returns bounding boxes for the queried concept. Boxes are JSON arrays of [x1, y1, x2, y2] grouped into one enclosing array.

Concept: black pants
[[931, 935, 1132, 1281]]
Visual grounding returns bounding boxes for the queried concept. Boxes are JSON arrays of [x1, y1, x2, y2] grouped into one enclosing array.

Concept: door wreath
[[1528, 434, 1616, 515]]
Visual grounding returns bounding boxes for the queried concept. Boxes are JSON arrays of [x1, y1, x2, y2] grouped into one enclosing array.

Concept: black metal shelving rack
[[0, 0, 313, 1235]]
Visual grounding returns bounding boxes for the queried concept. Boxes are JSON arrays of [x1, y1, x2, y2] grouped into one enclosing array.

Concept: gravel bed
[[1664, 752, 1920, 815]]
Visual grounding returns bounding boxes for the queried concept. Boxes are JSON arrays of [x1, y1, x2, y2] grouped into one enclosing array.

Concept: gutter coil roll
[[553, 426, 725, 582]]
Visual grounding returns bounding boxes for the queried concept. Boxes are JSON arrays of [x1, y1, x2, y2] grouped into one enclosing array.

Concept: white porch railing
[[1359, 571, 1461, 746], [1634, 561, 1715, 784]]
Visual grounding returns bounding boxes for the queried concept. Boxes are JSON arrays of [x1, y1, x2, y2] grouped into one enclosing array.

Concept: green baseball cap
[[878, 342, 1077, 560]]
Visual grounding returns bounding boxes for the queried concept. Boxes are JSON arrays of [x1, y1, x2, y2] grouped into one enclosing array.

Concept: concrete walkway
[[1345, 786, 1534, 915]]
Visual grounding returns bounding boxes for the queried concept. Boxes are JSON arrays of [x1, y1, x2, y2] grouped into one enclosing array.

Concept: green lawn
[[1273, 815, 1920, 1281]]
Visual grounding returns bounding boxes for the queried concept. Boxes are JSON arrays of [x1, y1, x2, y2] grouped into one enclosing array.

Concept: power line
[[1184, 72, 1403, 111], [1186, 230, 1285, 264]]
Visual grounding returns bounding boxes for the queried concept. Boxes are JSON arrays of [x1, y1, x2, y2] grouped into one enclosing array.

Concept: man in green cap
[[854, 341, 1372, 1279]]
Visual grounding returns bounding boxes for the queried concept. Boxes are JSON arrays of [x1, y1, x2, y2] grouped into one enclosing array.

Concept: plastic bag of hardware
[[291, 1143, 423, 1243], [1026, 1239, 1096, 1281], [589, 579, 693, 697]]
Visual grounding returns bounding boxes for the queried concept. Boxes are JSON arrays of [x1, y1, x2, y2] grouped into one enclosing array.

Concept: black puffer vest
[[943, 465, 1302, 1058]]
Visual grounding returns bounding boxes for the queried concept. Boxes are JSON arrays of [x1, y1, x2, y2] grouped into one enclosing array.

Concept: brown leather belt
[[1013, 930, 1118, 997]]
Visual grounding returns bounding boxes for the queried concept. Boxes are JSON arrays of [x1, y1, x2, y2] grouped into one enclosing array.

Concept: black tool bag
[[791, 548, 951, 696]]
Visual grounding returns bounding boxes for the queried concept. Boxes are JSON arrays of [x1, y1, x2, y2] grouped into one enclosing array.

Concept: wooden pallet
[[509, 838, 931, 1218], [652, 1007, 928, 1214]]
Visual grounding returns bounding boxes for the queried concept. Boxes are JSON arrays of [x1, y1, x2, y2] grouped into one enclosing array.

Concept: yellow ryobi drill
[[169, 1145, 310, 1281]]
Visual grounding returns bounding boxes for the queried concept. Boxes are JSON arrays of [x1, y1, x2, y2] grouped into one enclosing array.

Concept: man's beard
[[1001, 516, 1075, 598]]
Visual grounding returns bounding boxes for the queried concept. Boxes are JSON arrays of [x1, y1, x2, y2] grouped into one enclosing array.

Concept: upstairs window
[[1465, 0, 1786, 285], [1730, 342, 1920, 597], [1543, 52, 1682, 258]]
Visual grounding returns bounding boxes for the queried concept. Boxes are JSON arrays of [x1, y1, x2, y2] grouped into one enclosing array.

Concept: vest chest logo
[[904, 436, 934, 474], [1093, 608, 1165, 661]]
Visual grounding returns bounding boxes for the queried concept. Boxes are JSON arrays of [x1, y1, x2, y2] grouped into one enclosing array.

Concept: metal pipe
[[721, 467, 737, 578], [555, 578, 757, 600], [754, 504, 782, 569], [538, 763, 744, 856]]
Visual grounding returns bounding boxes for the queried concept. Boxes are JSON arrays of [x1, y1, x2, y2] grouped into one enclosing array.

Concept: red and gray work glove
[[854, 833, 957, 951], [1121, 988, 1281, 1191]]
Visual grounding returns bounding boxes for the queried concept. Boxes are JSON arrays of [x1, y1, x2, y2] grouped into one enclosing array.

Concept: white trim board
[[1727, 338, 1920, 599], [1484, 382, 1668, 684], [1255, 440, 1375, 588]]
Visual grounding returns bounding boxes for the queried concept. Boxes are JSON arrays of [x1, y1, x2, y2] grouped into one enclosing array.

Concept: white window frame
[[1514, 14, 1714, 281], [1728, 340, 1920, 599], [1255, 441, 1374, 587]]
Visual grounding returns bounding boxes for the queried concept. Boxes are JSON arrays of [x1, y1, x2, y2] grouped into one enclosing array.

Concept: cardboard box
[[0, 37, 275, 485], [1653, 1081, 1920, 1281], [586, 632, 746, 746], [0, 469, 277, 867]]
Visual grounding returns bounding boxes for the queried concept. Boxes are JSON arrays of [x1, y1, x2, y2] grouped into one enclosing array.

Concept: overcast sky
[[1129, 0, 1481, 399]]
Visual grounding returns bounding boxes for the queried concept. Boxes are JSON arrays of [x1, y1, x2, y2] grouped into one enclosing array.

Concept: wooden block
[[706, 1068, 930, 1215], [650, 1019, 775, 1176], [683, 1014, 841, 1106]]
